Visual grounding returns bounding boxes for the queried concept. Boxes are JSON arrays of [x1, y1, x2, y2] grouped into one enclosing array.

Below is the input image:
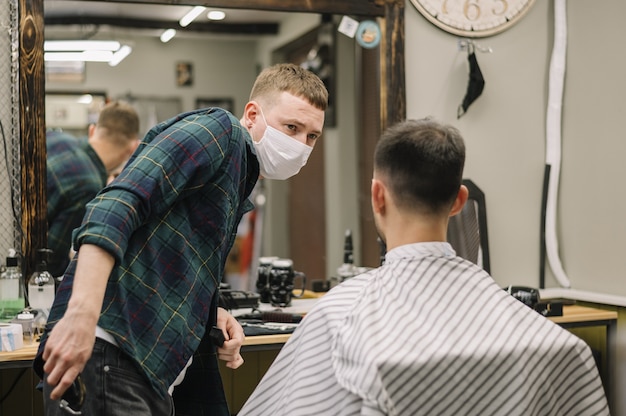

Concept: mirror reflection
[[43, 1, 362, 292]]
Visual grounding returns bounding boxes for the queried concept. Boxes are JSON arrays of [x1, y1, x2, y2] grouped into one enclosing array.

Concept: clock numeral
[[459, 0, 509, 21], [493, 0, 509, 16], [463, 0, 481, 21]]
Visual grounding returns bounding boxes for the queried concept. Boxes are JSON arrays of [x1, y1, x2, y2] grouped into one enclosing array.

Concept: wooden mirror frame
[[18, 0, 405, 274]]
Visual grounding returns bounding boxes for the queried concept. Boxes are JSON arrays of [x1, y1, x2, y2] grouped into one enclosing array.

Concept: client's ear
[[449, 184, 469, 217], [371, 178, 386, 215]]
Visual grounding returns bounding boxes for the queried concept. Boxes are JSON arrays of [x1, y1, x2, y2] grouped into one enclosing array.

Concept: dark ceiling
[[44, 1, 285, 38]]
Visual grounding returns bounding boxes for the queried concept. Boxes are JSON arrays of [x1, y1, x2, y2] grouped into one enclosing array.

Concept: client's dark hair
[[374, 118, 465, 215]]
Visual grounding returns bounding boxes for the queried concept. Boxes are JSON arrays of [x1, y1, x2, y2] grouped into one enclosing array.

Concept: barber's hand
[[216, 307, 245, 369], [42, 308, 97, 400]]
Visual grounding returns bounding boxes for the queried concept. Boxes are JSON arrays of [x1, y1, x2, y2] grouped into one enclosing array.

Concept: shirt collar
[[385, 241, 456, 264]]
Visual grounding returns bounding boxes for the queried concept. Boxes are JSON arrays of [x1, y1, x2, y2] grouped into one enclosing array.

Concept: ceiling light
[[179, 6, 206, 27], [77, 94, 93, 104], [44, 51, 113, 62], [207, 11, 226, 21], [160, 28, 177, 43], [108, 45, 132, 67], [44, 40, 121, 52], [43, 40, 132, 65]]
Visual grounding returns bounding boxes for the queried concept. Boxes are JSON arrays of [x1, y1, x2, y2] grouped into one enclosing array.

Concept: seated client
[[238, 118, 609, 416]]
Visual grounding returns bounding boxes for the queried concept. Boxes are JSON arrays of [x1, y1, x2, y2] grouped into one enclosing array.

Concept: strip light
[[44, 40, 121, 52], [207, 11, 226, 21], [179, 6, 206, 27], [44, 51, 113, 62], [43, 40, 132, 65], [109, 45, 132, 67], [160, 28, 177, 43]]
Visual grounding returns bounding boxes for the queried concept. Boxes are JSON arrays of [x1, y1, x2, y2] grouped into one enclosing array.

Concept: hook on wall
[[458, 38, 493, 53]]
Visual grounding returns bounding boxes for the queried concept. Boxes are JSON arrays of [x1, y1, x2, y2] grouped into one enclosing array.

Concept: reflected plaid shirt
[[46, 132, 107, 277], [39, 108, 259, 397]]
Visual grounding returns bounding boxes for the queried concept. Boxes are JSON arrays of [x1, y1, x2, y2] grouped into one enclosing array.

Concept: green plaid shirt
[[38, 108, 259, 397], [46, 132, 107, 277]]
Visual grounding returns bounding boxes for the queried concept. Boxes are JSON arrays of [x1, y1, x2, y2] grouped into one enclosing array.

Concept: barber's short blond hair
[[250, 63, 328, 111], [97, 101, 140, 144]]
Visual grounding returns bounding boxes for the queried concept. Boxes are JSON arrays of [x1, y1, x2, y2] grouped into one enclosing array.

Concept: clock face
[[410, 0, 536, 38]]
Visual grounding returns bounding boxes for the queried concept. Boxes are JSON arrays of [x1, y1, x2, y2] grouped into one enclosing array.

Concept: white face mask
[[252, 108, 313, 180]]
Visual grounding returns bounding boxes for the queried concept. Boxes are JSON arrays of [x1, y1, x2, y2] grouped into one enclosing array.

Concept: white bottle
[[0, 249, 25, 321], [28, 249, 56, 321]]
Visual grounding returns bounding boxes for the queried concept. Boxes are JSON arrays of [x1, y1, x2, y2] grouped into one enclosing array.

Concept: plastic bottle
[[0, 249, 25, 321], [336, 229, 357, 283], [28, 249, 56, 321]]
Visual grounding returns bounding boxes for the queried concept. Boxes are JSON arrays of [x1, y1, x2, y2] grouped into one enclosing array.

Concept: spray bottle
[[28, 249, 55, 322], [0, 249, 25, 321]]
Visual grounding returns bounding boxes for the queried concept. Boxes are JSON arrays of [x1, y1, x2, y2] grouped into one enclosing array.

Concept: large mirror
[[18, 0, 405, 282]]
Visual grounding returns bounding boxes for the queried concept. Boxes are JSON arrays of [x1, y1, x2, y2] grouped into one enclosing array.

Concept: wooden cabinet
[[220, 349, 281, 414]]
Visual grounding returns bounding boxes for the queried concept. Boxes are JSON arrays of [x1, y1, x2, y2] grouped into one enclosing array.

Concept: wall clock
[[410, 0, 536, 38]]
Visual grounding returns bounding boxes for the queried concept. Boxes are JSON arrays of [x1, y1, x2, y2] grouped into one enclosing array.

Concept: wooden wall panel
[[19, 0, 47, 279]]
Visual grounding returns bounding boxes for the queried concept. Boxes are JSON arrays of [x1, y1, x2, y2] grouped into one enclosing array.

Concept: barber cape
[[239, 242, 609, 416]]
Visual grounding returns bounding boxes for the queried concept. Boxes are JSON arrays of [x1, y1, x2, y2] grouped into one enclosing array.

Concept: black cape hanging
[[457, 49, 485, 119]]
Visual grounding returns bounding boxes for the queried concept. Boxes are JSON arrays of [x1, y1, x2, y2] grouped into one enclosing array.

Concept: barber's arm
[[42, 244, 114, 400], [216, 307, 245, 369]]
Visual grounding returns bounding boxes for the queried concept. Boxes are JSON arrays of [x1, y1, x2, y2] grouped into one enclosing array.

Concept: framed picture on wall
[[195, 97, 235, 113], [176, 62, 193, 86]]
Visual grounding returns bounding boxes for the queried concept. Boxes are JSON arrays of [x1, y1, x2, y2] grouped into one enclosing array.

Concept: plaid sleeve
[[47, 139, 106, 275], [73, 109, 239, 263]]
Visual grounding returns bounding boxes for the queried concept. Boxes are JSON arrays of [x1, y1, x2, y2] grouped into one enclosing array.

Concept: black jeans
[[172, 326, 230, 416], [43, 338, 174, 416]]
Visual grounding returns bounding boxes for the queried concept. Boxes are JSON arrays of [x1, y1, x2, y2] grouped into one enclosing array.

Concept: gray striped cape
[[239, 242, 609, 416]]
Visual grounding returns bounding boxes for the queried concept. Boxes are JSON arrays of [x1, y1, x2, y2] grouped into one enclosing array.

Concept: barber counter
[[0, 301, 617, 415], [0, 298, 317, 416]]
